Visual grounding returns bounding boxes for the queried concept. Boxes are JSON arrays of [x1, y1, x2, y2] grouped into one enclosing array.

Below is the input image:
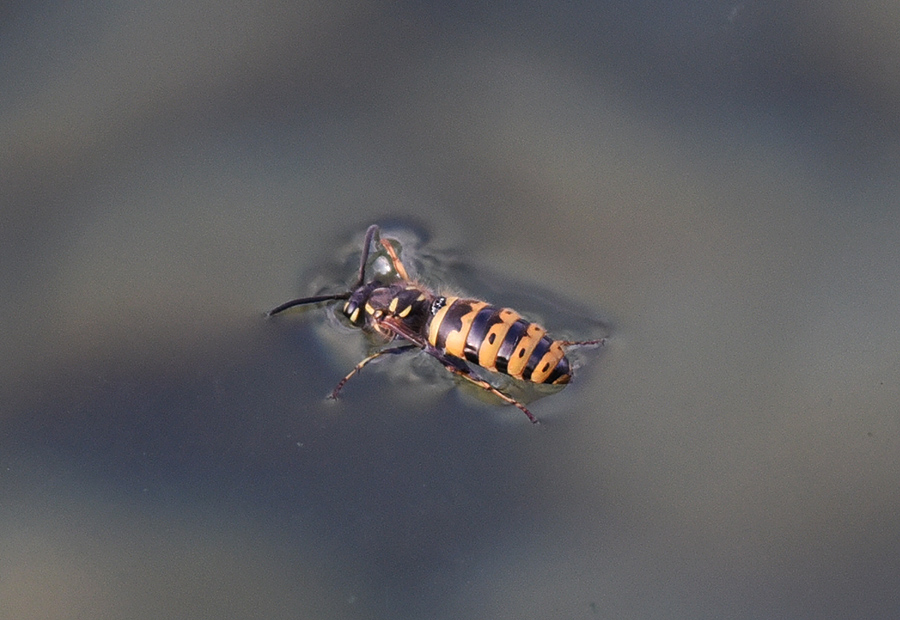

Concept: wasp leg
[[376, 315, 539, 423], [421, 346, 539, 424], [441, 362, 539, 424], [329, 344, 419, 400], [379, 237, 411, 281], [559, 338, 607, 347]]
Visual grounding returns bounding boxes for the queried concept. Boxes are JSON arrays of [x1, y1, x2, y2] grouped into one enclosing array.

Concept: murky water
[[3, 2, 900, 619]]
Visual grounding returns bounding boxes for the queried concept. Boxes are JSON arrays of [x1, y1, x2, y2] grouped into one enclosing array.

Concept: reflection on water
[[3, 2, 900, 619]]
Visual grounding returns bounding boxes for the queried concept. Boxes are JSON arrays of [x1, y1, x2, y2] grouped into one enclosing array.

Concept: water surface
[[3, 2, 900, 619]]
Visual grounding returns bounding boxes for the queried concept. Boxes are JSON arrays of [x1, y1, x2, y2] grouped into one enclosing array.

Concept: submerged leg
[[439, 361, 539, 424], [401, 336, 540, 424], [558, 338, 607, 347], [329, 344, 418, 400]]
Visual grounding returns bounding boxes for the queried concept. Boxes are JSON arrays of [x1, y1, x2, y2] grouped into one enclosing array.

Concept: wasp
[[268, 225, 604, 423]]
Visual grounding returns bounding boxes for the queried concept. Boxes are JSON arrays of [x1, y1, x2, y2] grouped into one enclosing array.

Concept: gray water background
[[2, 2, 899, 619]]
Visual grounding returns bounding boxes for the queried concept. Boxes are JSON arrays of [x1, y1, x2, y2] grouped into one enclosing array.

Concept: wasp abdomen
[[427, 297, 571, 385]]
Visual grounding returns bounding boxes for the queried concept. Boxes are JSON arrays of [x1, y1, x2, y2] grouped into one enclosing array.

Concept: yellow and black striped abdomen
[[427, 297, 571, 384]]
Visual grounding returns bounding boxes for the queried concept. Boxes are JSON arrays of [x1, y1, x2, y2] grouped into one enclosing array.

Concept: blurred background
[[2, 1, 900, 618]]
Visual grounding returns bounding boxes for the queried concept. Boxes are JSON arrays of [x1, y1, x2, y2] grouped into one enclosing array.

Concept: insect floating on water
[[268, 225, 604, 423]]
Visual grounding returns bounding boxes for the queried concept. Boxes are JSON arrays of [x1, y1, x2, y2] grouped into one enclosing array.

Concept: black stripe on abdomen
[[494, 319, 529, 375], [435, 300, 473, 352], [463, 306, 504, 364], [546, 356, 571, 384], [521, 336, 552, 381]]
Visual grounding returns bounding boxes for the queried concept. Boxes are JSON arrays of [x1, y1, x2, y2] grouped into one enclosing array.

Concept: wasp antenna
[[355, 224, 380, 288], [267, 292, 351, 317]]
